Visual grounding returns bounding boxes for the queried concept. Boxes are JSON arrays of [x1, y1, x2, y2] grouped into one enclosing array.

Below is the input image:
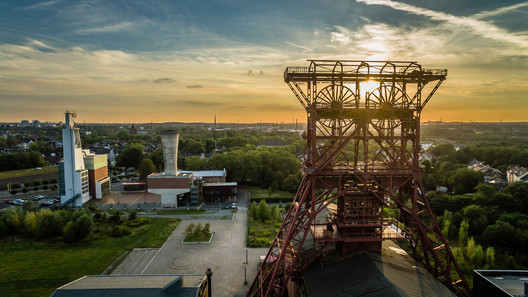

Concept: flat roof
[[52, 274, 205, 297], [203, 182, 237, 187], [59, 275, 182, 290], [148, 172, 191, 178], [475, 270, 528, 296], [181, 170, 226, 177]]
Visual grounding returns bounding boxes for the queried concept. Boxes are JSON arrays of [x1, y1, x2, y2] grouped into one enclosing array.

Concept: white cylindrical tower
[[160, 130, 179, 175]]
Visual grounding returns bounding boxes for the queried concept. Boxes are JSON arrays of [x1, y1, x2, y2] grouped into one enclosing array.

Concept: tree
[[185, 223, 196, 234], [458, 219, 469, 246], [138, 158, 157, 180], [117, 143, 144, 168], [203, 223, 211, 235], [250, 201, 258, 221], [271, 205, 280, 222], [24, 211, 37, 236], [257, 200, 271, 222], [205, 139, 216, 153], [148, 147, 164, 171], [448, 168, 483, 194], [185, 156, 208, 171], [485, 246, 495, 268]]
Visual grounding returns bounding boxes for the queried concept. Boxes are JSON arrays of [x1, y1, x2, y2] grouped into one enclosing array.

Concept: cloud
[[75, 21, 137, 34], [153, 78, 176, 84], [186, 85, 204, 89], [356, 0, 528, 49], [20, 0, 63, 10], [247, 70, 264, 76], [472, 2, 528, 19], [179, 99, 222, 106], [286, 42, 313, 51]]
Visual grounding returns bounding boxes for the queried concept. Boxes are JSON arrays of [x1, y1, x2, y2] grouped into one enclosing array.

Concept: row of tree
[[0, 151, 46, 172], [430, 182, 528, 269], [249, 200, 282, 223], [186, 145, 302, 192], [0, 207, 94, 243]]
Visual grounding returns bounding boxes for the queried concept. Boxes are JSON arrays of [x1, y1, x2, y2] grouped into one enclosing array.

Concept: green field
[[0, 218, 180, 297], [0, 166, 58, 180], [245, 186, 294, 199]]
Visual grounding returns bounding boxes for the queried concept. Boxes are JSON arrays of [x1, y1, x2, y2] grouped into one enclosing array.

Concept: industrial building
[[473, 270, 528, 297], [146, 130, 237, 207], [59, 112, 109, 207], [50, 274, 210, 297]]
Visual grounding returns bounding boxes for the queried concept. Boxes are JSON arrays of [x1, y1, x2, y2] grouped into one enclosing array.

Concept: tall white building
[[59, 112, 90, 207]]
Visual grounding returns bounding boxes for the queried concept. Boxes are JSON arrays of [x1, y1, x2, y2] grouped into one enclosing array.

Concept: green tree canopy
[[117, 143, 144, 168], [138, 158, 157, 180]]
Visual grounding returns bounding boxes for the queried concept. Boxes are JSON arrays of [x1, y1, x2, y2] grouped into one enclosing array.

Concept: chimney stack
[[160, 130, 179, 176]]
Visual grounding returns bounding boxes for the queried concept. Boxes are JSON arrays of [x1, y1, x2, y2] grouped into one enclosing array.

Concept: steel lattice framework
[[247, 60, 471, 297]]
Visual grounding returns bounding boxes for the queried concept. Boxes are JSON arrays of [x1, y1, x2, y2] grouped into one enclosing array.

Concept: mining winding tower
[[248, 60, 471, 297]]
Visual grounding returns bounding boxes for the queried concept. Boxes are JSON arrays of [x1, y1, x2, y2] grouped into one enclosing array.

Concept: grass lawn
[[0, 166, 58, 180], [245, 186, 294, 199], [155, 209, 216, 215], [0, 218, 180, 297]]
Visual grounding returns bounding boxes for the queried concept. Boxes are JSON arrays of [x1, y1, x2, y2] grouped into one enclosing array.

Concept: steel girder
[[247, 60, 470, 297]]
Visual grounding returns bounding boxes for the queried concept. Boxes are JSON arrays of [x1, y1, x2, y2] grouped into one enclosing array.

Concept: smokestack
[[160, 130, 179, 176]]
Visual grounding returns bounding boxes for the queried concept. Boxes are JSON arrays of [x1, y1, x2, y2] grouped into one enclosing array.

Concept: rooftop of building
[[50, 274, 205, 297], [302, 241, 456, 297], [474, 270, 528, 297], [181, 170, 226, 178], [148, 172, 192, 178], [203, 182, 237, 187]]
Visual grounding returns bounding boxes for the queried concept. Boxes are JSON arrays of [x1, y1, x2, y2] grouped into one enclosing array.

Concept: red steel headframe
[[247, 60, 470, 297]]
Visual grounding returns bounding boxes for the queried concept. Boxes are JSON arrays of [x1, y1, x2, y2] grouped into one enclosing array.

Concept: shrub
[[12, 183, 20, 189], [63, 221, 76, 243], [256, 237, 270, 247], [50, 185, 57, 190], [262, 230, 271, 237], [129, 209, 137, 221], [127, 217, 150, 227], [42, 185, 49, 190], [33, 186, 38, 192], [185, 223, 196, 234], [249, 229, 256, 235], [50, 178, 58, 184], [10, 189, 17, 195], [42, 179, 49, 185], [264, 220, 273, 224], [203, 223, 211, 235], [271, 205, 280, 221], [0, 221, 6, 237], [273, 222, 282, 227], [33, 180, 41, 186], [4, 207, 23, 235], [109, 225, 131, 237], [36, 209, 58, 239], [24, 211, 37, 236], [109, 210, 122, 223], [22, 188, 28, 193], [194, 223, 203, 235]]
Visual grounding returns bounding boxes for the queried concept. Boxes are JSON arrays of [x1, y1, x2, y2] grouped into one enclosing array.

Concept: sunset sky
[[0, 0, 527, 123]]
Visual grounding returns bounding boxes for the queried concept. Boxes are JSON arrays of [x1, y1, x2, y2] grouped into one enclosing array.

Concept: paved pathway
[[111, 190, 268, 297], [111, 248, 159, 275]]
